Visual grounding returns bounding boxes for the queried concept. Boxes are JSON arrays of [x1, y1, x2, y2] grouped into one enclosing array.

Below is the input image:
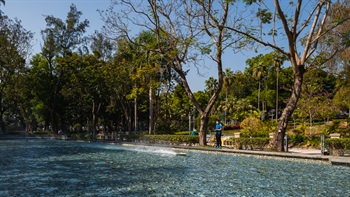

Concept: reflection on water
[[0, 139, 349, 196]]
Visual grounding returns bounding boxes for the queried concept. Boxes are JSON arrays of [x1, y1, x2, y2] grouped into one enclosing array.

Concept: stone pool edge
[[1, 137, 349, 166], [121, 142, 350, 167]]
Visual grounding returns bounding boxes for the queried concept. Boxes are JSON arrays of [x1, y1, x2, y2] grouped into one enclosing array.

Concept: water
[[0, 139, 349, 196]]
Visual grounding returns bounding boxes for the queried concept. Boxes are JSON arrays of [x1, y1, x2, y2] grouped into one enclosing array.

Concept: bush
[[325, 138, 350, 156], [322, 121, 341, 135], [175, 131, 192, 135], [240, 117, 261, 137], [305, 136, 321, 148], [289, 135, 321, 148], [69, 133, 92, 140], [230, 137, 270, 150], [294, 124, 307, 135], [138, 135, 199, 145], [289, 134, 305, 145]]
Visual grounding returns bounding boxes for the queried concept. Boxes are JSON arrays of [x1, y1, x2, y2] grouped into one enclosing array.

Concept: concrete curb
[[124, 143, 350, 166]]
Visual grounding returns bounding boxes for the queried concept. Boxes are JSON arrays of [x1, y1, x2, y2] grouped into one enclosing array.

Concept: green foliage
[[0, 15, 33, 132], [175, 131, 191, 135], [68, 133, 92, 140], [231, 138, 270, 150], [289, 134, 321, 148], [139, 135, 199, 145], [322, 120, 341, 135], [240, 117, 261, 137], [259, 120, 277, 137], [256, 9, 272, 24], [242, 0, 258, 5], [304, 136, 321, 148], [155, 120, 188, 134], [289, 134, 305, 145], [325, 138, 350, 155], [294, 124, 307, 134]]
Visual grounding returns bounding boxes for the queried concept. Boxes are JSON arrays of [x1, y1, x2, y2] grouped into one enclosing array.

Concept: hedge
[[229, 137, 271, 150], [137, 135, 199, 145], [325, 138, 350, 156]]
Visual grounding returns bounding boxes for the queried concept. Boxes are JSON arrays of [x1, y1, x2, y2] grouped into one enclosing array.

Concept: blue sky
[[2, 0, 256, 92]]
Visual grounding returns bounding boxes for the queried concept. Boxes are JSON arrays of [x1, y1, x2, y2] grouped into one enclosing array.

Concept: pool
[[0, 139, 349, 196]]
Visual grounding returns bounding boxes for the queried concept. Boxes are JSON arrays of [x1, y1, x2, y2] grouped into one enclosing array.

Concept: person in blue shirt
[[215, 120, 223, 148]]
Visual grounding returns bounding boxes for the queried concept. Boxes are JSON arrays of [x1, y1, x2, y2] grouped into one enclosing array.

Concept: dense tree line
[[1, 2, 350, 152]]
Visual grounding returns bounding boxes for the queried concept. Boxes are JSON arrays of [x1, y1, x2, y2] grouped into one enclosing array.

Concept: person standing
[[215, 120, 223, 148]]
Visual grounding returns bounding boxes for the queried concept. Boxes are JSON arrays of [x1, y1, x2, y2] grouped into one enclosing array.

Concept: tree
[[133, 31, 163, 135], [227, 0, 350, 151], [102, 0, 244, 145], [273, 51, 285, 120], [334, 64, 350, 118], [39, 4, 89, 134], [324, 3, 350, 118], [0, 15, 33, 133], [248, 56, 266, 114], [90, 31, 115, 62], [205, 77, 218, 96], [223, 68, 234, 124]]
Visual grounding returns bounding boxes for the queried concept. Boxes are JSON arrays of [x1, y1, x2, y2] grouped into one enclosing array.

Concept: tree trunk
[[258, 80, 261, 112], [0, 111, 5, 134], [92, 99, 101, 139], [148, 87, 154, 135], [276, 71, 279, 120], [92, 101, 97, 139], [199, 115, 209, 146], [274, 65, 304, 151], [50, 109, 57, 135], [134, 97, 137, 132]]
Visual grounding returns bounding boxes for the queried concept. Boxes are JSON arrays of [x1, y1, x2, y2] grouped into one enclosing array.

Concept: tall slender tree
[[273, 52, 284, 120], [223, 68, 234, 124], [39, 4, 89, 134]]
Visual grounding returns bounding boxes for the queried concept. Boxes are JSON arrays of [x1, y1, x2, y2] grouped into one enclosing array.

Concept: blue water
[[0, 139, 349, 196]]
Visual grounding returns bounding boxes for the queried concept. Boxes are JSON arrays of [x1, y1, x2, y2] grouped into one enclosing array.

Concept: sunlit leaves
[[257, 8, 272, 24], [242, 0, 260, 5]]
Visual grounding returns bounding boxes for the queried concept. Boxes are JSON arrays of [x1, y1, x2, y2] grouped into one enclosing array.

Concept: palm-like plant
[[273, 52, 284, 120], [252, 62, 265, 112], [205, 77, 218, 96], [223, 68, 234, 123]]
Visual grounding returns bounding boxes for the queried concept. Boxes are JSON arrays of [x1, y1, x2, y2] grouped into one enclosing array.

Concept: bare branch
[[301, 0, 328, 63]]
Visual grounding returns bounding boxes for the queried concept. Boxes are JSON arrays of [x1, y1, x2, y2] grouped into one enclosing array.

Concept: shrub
[[259, 121, 277, 137], [289, 134, 305, 145], [304, 136, 321, 148], [139, 135, 199, 145], [322, 120, 341, 135], [240, 117, 261, 137], [325, 138, 350, 156], [175, 131, 192, 135], [231, 137, 270, 150], [294, 124, 307, 135]]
